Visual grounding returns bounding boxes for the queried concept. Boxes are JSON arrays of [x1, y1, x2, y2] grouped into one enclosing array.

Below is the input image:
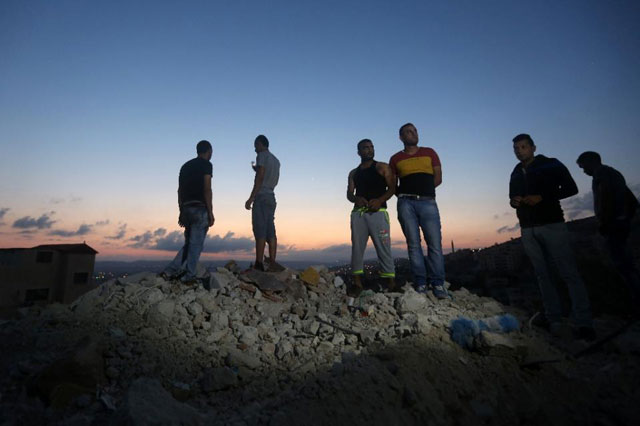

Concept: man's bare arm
[[433, 166, 442, 187], [347, 168, 367, 207], [203, 174, 214, 226], [245, 166, 266, 210]]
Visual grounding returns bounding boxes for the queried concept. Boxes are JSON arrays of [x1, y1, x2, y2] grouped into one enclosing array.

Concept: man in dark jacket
[[577, 151, 640, 315], [510, 134, 594, 339]]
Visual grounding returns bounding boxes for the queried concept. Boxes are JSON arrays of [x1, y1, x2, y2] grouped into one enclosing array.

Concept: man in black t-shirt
[[162, 140, 215, 284]]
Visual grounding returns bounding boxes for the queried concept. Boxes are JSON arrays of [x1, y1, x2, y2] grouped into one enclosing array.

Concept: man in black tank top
[[347, 139, 396, 293]]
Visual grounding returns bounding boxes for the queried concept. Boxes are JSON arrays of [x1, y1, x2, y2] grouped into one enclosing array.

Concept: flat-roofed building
[[0, 243, 97, 307]]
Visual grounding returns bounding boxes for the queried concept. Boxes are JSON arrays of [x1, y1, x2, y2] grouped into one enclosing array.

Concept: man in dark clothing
[[347, 139, 396, 293], [162, 140, 215, 284], [509, 134, 594, 339], [577, 151, 640, 314]]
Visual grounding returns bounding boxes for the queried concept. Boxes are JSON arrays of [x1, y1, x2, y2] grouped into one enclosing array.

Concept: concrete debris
[[1, 262, 639, 425]]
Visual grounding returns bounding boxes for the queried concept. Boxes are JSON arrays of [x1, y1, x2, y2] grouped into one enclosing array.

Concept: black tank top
[[354, 161, 387, 208]]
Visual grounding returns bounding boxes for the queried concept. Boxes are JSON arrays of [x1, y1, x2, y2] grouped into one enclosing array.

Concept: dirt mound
[[0, 264, 638, 425]]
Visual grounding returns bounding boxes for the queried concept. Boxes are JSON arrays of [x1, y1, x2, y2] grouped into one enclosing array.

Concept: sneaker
[[415, 285, 428, 294], [575, 326, 596, 342], [432, 285, 448, 300], [252, 262, 265, 272]]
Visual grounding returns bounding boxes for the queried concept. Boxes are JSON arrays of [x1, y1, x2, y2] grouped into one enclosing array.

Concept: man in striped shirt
[[390, 123, 447, 299]]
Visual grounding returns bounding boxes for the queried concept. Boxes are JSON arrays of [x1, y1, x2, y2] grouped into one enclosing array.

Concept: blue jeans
[[163, 206, 210, 281], [521, 223, 592, 327], [397, 198, 445, 287]]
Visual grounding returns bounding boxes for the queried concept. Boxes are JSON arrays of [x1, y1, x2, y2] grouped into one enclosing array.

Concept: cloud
[[49, 224, 93, 237], [106, 224, 127, 240], [152, 231, 254, 253], [127, 228, 255, 253], [493, 212, 513, 220], [12, 212, 56, 229], [562, 192, 594, 220], [0, 208, 9, 220], [95, 219, 110, 226], [497, 223, 520, 234], [50, 198, 65, 204], [129, 231, 155, 248]]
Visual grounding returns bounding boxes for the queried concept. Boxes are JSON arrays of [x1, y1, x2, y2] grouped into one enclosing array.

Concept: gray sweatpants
[[521, 222, 593, 327], [350, 210, 395, 277]]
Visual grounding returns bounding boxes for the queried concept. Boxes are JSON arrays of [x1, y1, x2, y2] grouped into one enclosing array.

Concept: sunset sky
[[1, 0, 639, 263]]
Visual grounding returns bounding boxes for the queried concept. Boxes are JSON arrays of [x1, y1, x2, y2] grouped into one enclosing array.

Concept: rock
[[316, 342, 334, 354], [478, 331, 516, 349], [139, 288, 165, 306], [300, 267, 320, 286], [244, 270, 287, 292], [147, 300, 175, 324], [276, 341, 293, 359], [206, 272, 233, 290], [395, 292, 429, 314], [186, 302, 203, 316], [200, 367, 238, 393], [195, 294, 217, 313], [333, 276, 345, 288], [111, 378, 203, 425], [227, 349, 262, 370], [359, 329, 376, 345], [262, 342, 276, 356], [239, 326, 259, 346]]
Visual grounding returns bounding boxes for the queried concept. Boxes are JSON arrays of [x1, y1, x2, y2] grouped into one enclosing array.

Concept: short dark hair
[[196, 140, 212, 154], [357, 138, 372, 151], [255, 134, 269, 148], [512, 133, 535, 147], [577, 151, 601, 165], [399, 123, 415, 136]]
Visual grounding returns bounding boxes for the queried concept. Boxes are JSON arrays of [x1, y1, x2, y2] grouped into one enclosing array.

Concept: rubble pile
[[1, 262, 639, 425]]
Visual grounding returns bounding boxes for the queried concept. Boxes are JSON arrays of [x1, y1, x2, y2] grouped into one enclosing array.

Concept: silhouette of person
[[347, 139, 396, 293], [162, 140, 214, 284], [509, 133, 595, 340], [245, 135, 282, 272], [390, 123, 448, 299], [577, 151, 640, 315]]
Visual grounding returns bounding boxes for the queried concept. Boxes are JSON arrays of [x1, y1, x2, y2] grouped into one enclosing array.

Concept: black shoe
[[575, 327, 596, 342], [252, 262, 265, 272]]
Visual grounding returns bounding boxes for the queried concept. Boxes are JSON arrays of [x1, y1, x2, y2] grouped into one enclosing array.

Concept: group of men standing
[[161, 126, 639, 341]]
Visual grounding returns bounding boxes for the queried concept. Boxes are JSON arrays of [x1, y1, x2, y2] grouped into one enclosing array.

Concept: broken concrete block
[[300, 267, 320, 286], [206, 272, 232, 290]]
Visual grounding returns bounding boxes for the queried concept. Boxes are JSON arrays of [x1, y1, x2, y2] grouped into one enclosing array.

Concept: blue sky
[[1, 0, 639, 261]]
